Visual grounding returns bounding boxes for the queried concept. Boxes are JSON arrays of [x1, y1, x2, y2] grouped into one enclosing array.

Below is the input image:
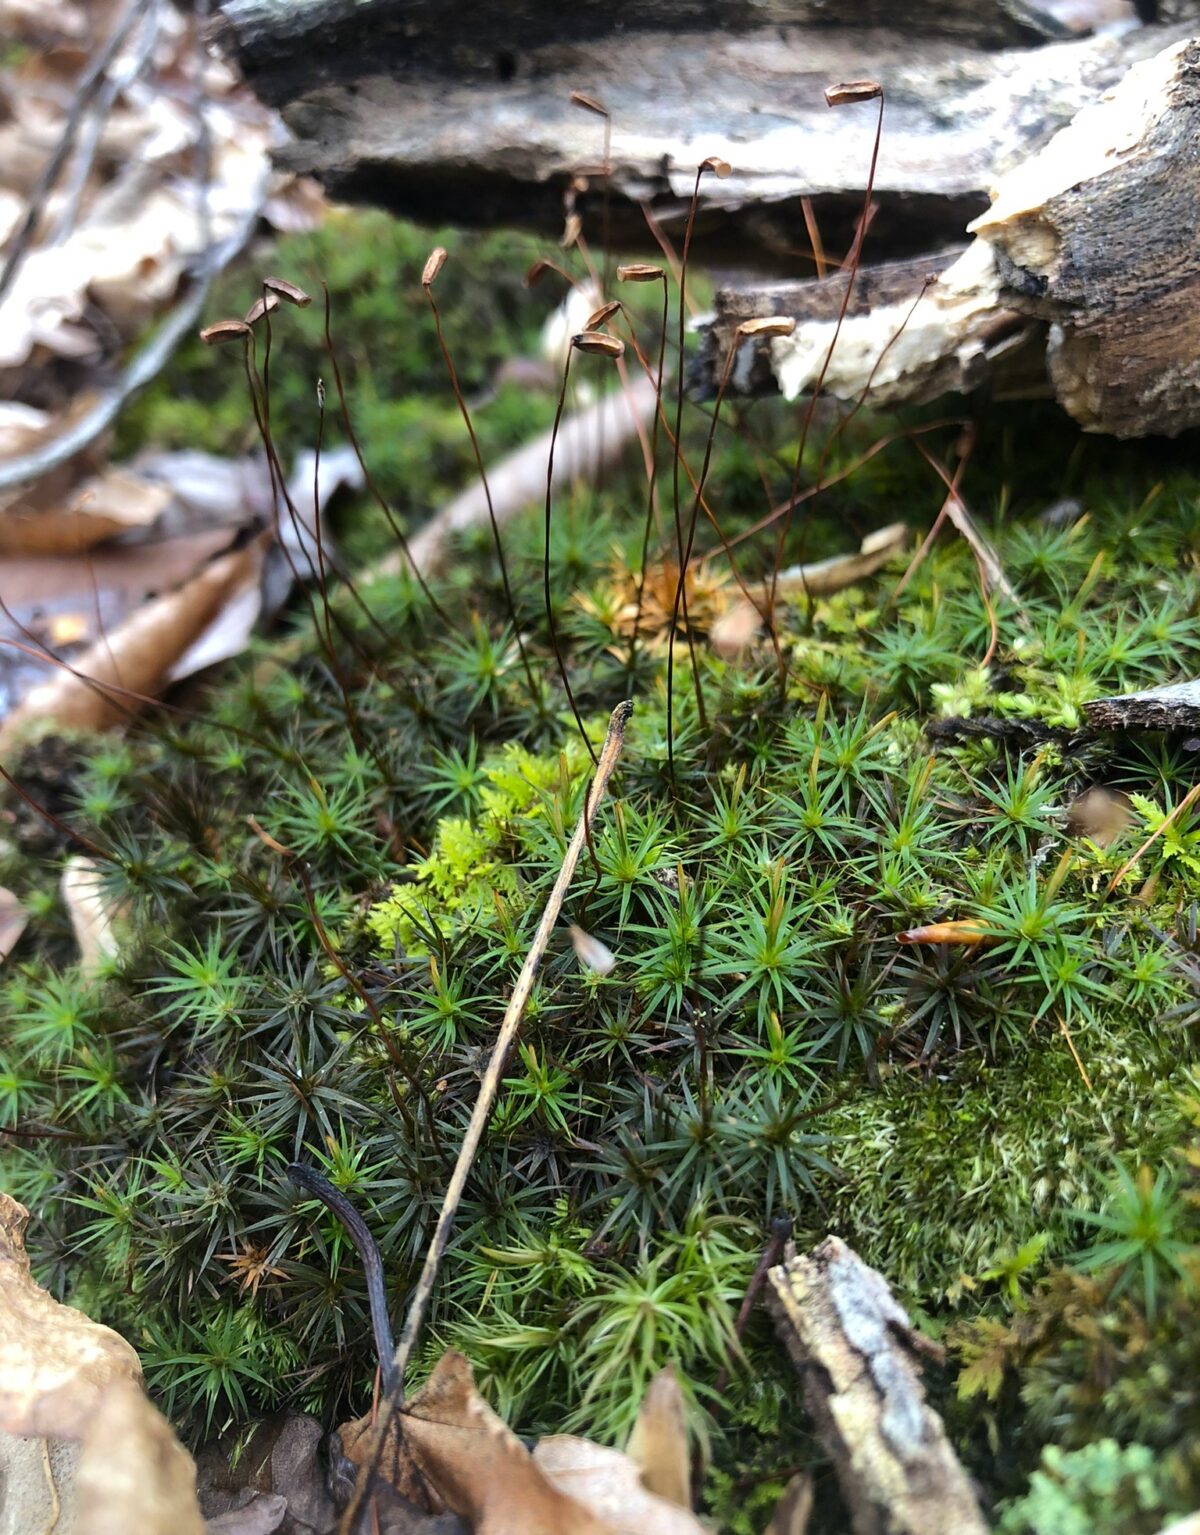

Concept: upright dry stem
[[339, 699, 633, 1535]]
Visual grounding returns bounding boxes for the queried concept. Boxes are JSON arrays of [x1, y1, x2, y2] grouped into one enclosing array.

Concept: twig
[[286, 1164, 398, 1394], [0, 179, 266, 493], [1106, 781, 1200, 897], [339, 700, 633, 1535]]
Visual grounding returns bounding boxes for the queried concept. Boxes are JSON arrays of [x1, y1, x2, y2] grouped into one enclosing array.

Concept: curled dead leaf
[[625, 1366, 690, 1509], [534, 1436, 707, 1534], [0, 539, 265, 749], [896, 919, 992, 947], [77, 1380, 205, 1535], [401, 1351, 612, 1535], [0, 467, 171, 556], [0, 1193, 141, 1440]]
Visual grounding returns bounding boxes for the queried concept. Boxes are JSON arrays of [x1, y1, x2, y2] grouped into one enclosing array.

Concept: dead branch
[[0, 184, 265, 495], [768, 1237, 989, 1535], [1085, 680, 1200, 732], [368, 374, 660, 580], [210, 3, 1190, 264], [698, 37, 1200, 438]]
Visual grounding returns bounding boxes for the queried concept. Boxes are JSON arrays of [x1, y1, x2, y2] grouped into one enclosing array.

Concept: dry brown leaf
[[533, 1436, 708, 1535], [0, 1192, 142, 1440], [569, 923, 617, 977], [336, 1408, 433, 1513], [401, 1351, 612, 1535], [0, 539, 263, 747], [77, 1379, 205, 1535], [61, 855, 123, 975], [625, 1367, 690, 1509], [0, 467, 171, 555], [710, 523, 908, 655], [0, 884, 28, 961]]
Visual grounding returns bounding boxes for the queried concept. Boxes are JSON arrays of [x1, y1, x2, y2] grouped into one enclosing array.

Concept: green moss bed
[[5, 209, 1200, 1532]]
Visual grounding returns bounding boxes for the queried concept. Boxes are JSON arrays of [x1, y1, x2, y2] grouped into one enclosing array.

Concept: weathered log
[[210, 0, 1191, 265], [699, 37, 1200, 437], [767, 1237, 989, 1535], [212, 0, 1131, 107]]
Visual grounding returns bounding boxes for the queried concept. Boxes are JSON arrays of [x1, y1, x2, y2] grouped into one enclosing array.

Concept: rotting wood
[[699, 37, 1200, 438], [767, 1236, 989, 1535], [209, 2, 1191, 266]]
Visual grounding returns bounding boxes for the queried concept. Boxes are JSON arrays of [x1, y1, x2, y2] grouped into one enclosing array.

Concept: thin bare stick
[[338, 700, 633, 1535]]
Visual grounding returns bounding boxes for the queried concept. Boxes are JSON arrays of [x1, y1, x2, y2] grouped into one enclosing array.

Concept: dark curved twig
[[286, 1163, 398, 1394]]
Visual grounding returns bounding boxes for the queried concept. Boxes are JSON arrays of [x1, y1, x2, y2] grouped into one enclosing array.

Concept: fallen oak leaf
[[0, 467, 171, 555], [0, 1191, 142, 1440], [400, 1351, 612, 1535], [532, 1436, 708, 1534], [0, 537, 265, 747], [624, 1367, 690, 1509]]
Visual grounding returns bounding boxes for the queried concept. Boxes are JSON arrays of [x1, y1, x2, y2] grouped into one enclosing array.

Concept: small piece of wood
[[1085, 680, 1200, 732], [767, 1237, 989, 1535]]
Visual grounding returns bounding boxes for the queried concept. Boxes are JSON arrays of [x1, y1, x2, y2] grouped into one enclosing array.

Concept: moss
[[820, 1037, 1192, 1305], [7, 207, 1200, 1523]]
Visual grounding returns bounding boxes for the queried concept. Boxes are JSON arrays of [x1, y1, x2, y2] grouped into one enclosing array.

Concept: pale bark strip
[[702, 37, 1200, 439], [768, 1237, 989, 1535], [1086, 680, 1200, 732]]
